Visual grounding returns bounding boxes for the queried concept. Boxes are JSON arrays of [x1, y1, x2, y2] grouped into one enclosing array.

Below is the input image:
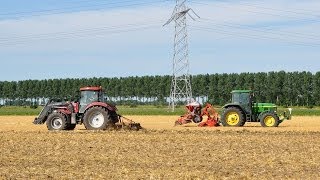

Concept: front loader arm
[[33, 101, 52, 124], [33, 100, 69, 124]]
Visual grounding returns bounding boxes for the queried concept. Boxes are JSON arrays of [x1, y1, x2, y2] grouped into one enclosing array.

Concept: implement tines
[[117, 115, 142, 131]]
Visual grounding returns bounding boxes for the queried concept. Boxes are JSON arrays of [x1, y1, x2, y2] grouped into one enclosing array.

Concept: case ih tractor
[[220, 90, 292, 127], [33, 86, 141, 131]]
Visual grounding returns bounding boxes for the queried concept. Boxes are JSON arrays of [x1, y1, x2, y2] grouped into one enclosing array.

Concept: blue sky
[[0, 0, 319, 81]]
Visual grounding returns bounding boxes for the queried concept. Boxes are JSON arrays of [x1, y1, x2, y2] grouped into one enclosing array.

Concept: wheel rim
[[89, 112, 105, 128], [226, 112, 240, 126], [193, 115, 202, 123], [264, 116, 275, 127], [51, 117, 63, 129]]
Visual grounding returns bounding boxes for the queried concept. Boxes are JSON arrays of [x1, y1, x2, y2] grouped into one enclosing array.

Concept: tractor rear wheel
[[83, 107, 111, 130], [46, 112, 68, 130], [221, 107, 245, 127], [260, 112, 280, 127]]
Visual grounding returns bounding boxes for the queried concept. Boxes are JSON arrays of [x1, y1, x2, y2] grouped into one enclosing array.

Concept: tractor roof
[[80, 86, 102, 91], [231, 90, 252, 93]]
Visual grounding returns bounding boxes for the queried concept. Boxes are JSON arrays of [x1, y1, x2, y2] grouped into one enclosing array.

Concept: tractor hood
[[253, 103, 277, 114], [253, 103, 277, 108]]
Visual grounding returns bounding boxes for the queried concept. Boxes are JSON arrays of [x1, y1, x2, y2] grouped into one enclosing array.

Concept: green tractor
[[220, 90, 292, 127]]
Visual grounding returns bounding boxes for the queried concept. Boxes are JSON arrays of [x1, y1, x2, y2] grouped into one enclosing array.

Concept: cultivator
[[175, 102, 219, 127], [198, 104, 220, 127], [116, 115, 143, 131]]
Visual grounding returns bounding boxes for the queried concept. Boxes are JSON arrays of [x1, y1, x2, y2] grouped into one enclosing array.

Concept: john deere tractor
[[220, 90, 292, 127]]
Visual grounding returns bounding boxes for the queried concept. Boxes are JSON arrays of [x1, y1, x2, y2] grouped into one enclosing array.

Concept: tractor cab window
[[80, 91, 98, 105], [232, 93, 240, 103], [240, 93, 250, 105], [232, 93, 250, 105], [79, 90, 99, 113]]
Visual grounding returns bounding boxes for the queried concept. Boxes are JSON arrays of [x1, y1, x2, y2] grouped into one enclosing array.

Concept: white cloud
[[1, 0, 318, 51], [188, 0, 320, 45], [0, 0, 319, 80], [0, 5, 173, 52]]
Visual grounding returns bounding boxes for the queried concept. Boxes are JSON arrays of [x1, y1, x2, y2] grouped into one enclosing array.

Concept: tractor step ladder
[[246, 114, 252, 122]]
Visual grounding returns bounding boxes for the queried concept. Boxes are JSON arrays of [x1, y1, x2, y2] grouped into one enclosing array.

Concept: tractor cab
[[231, 90, 253, 115], [79, 86, 104, 113]]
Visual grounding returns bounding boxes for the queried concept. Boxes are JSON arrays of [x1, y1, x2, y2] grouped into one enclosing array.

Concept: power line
[[0, 19, 162, 41], [189, 0, 320, 22], [184, 1, 319, 47], [189, 25, 320, 48], [225, 1, 320, 18], [0, 0, 170, 46], [197, 18, 320, 42], [1, 1, 318, 48], [0, 21, 163, 46], [0, 0, 171, 19]]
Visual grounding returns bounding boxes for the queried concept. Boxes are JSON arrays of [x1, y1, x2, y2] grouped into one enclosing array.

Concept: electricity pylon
[[164, 0, 199, 111]]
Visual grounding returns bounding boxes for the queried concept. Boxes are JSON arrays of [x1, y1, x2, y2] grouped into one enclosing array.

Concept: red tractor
[[33, 86, 141, 131]]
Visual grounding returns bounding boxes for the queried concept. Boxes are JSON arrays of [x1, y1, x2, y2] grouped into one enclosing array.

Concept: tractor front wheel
[[46, 112, 68, 130], [83, 107, 111, 130], [221, 107, 245, 127], [260, 112, 280, 127]]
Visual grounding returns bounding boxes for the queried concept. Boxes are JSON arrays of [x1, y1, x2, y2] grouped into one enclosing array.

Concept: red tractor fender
[[84, 102, 117, 112]]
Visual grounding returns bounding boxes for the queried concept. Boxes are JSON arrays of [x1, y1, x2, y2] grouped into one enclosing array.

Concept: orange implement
[[174, 103, 219, 127], [198, 104, 219, 127]]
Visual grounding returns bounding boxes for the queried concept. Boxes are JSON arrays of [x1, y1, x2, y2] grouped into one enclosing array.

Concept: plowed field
[[1, 116, 320, 179]]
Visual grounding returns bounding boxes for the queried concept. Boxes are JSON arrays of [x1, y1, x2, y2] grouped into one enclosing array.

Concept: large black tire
[[46, 112, 68, 131], [260, 112, 280, 127], [66, 124, 76, 130], [240, 119, 246, 127], [220, 107, 245, 127], [109, 111, 119, 124], [83, 107, 111, 130]]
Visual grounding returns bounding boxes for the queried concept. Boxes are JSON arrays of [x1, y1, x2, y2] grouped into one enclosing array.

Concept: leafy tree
[[0, 71, 320, 107], [314, 72, 320, 106]]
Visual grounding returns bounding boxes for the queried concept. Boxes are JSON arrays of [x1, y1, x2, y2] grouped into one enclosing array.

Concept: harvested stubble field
[[1, 116, 320, 179]]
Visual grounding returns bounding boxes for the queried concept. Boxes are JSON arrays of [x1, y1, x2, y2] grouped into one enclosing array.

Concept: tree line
[[0, 71, 319, 107]]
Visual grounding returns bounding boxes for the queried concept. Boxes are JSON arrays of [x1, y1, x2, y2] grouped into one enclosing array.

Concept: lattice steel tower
[[164, 0, 198, 111]]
